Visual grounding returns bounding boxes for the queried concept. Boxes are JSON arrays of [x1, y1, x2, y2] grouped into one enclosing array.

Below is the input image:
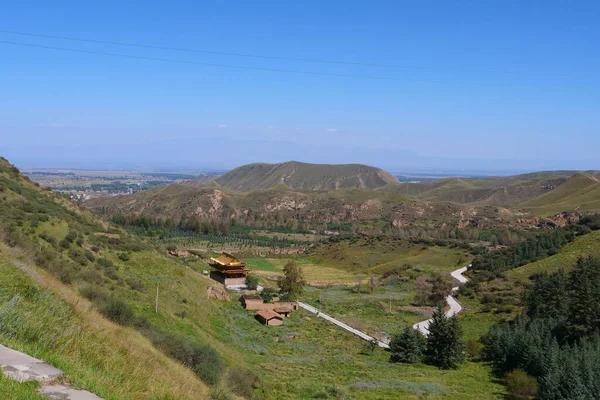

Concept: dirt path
[[413, 265, 469, 336]]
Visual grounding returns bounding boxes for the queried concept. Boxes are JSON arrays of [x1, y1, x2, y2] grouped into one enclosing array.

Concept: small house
[[240, 294, 264, 310], [256, 309, 283, 326]]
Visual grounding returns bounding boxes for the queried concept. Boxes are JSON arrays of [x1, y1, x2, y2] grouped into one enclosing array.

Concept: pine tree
[[389, 327, 425, 364], [425, 304, 465, 369]]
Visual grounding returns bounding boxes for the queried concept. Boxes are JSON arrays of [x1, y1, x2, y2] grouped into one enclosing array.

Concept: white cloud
[[326, 128, 338, 132], [217, 124, 228, 128], [266, 125, 274, 129]]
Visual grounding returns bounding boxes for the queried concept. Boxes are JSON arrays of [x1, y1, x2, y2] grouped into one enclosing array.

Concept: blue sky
[[1, 1, 599, 172]]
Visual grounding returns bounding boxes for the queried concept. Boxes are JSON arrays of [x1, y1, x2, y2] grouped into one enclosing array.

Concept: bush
[[125, 278, 145, 292], [505, 369, 537, 399], [465, 339, 482, 359], [79, 284, 109, 302], [245, 274, 259, 290], [225, 367, 259, 397], [84, 250, 95, 262], [77, 269, 103, 284], [104, 267, 119, 281], [69, 248, 89, 266], [118, 252, 130, 261], [146, 328, 225, 385], [100, 298, 135, 325], [96, 257, 114, 268]]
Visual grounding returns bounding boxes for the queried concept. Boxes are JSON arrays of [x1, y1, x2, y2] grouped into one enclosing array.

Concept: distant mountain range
[[214, 161, 400, 191]]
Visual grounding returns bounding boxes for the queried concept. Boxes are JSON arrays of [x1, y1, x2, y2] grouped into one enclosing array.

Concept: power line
[[0, 40, 506, 86], [0, 29, 566, 77]]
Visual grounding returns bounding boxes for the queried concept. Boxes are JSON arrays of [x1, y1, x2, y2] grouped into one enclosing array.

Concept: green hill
[[519, 172, 600, 215], [0, 156, 507, 399], [215, 161, 400, 191], [506, 229, 600, 281], [381, 170, 600, 212]]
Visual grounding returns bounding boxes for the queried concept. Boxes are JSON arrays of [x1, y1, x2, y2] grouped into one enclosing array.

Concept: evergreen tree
[[567, 257, 600, 341], [389, 327, 425, 364], [425, 304, 465, 369]]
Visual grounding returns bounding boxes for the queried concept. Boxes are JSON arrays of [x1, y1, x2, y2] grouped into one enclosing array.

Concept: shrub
[[118, 252, 130, 261], [77, 269, 103, 284], [146, 328, 225, 385], [59, 239, 71, 249], [85, 250, 95, 262], [209, 385, 234, 400], [79, 284, 109, 302], [245, 274, 259, 290], [64, 231, 77, 243], [465, 339, 482, 359], [100, 297, 135, 325], [125, 278, 145, 292], [104, 267, 119, 281], [69, 248, 89, 266], [505, 369, 537, 400], [96, 257, 114, 268], [225, 367, 259, 397]]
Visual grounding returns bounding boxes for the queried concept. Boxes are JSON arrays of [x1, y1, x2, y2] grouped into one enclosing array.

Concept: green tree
[[278, 261, 306, 299], [389, 327, 426, 364], [245, 274, 259, 291], [425, 304, 465, 369]]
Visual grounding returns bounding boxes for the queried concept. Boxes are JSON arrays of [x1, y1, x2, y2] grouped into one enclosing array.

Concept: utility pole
[[155, 285, 159, 314]]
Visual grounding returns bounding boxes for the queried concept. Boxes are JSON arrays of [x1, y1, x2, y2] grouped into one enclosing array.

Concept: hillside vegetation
[[0, 156, 508, 399], [384, 170, 600, 211], [215, 161, 400, 191], [518, 172, 600, 215]]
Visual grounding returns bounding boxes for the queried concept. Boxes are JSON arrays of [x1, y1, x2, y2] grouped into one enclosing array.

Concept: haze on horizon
[[1, 1, 599, 174]]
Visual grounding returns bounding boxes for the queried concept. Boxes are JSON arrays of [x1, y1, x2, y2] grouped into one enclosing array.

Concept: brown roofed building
[[208, 252, 249, 288], [256, 309, 283, 326], [240, 294, 264, 310]]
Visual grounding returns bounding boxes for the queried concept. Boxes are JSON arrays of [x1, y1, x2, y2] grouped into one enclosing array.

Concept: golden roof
[[209, 252, 245, 267]]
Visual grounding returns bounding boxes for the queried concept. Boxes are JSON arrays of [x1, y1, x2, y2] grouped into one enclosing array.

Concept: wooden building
[[208, 252, 249, 288], [256, 309, 283, 326]]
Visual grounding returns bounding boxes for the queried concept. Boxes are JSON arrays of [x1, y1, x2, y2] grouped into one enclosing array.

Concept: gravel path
[[413, 265, 470, 336]]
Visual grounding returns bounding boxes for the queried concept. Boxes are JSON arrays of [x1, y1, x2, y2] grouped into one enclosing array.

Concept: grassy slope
[[215, 161, 400, 191], [382, 172, 575, 205], [0, 250, 209, 399], [506, 229, 600, 281], [519, 173, 600, 215]]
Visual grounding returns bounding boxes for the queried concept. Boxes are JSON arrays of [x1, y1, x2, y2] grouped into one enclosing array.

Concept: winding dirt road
[[412, 265, 469, 336]]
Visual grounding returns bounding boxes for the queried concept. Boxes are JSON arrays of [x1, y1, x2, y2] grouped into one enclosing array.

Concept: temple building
[[208, 252, 249, 288]]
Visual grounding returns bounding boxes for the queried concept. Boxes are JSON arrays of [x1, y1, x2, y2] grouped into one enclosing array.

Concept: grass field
[[245, 257, 363, 284], [218, 291, 505, 399]]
